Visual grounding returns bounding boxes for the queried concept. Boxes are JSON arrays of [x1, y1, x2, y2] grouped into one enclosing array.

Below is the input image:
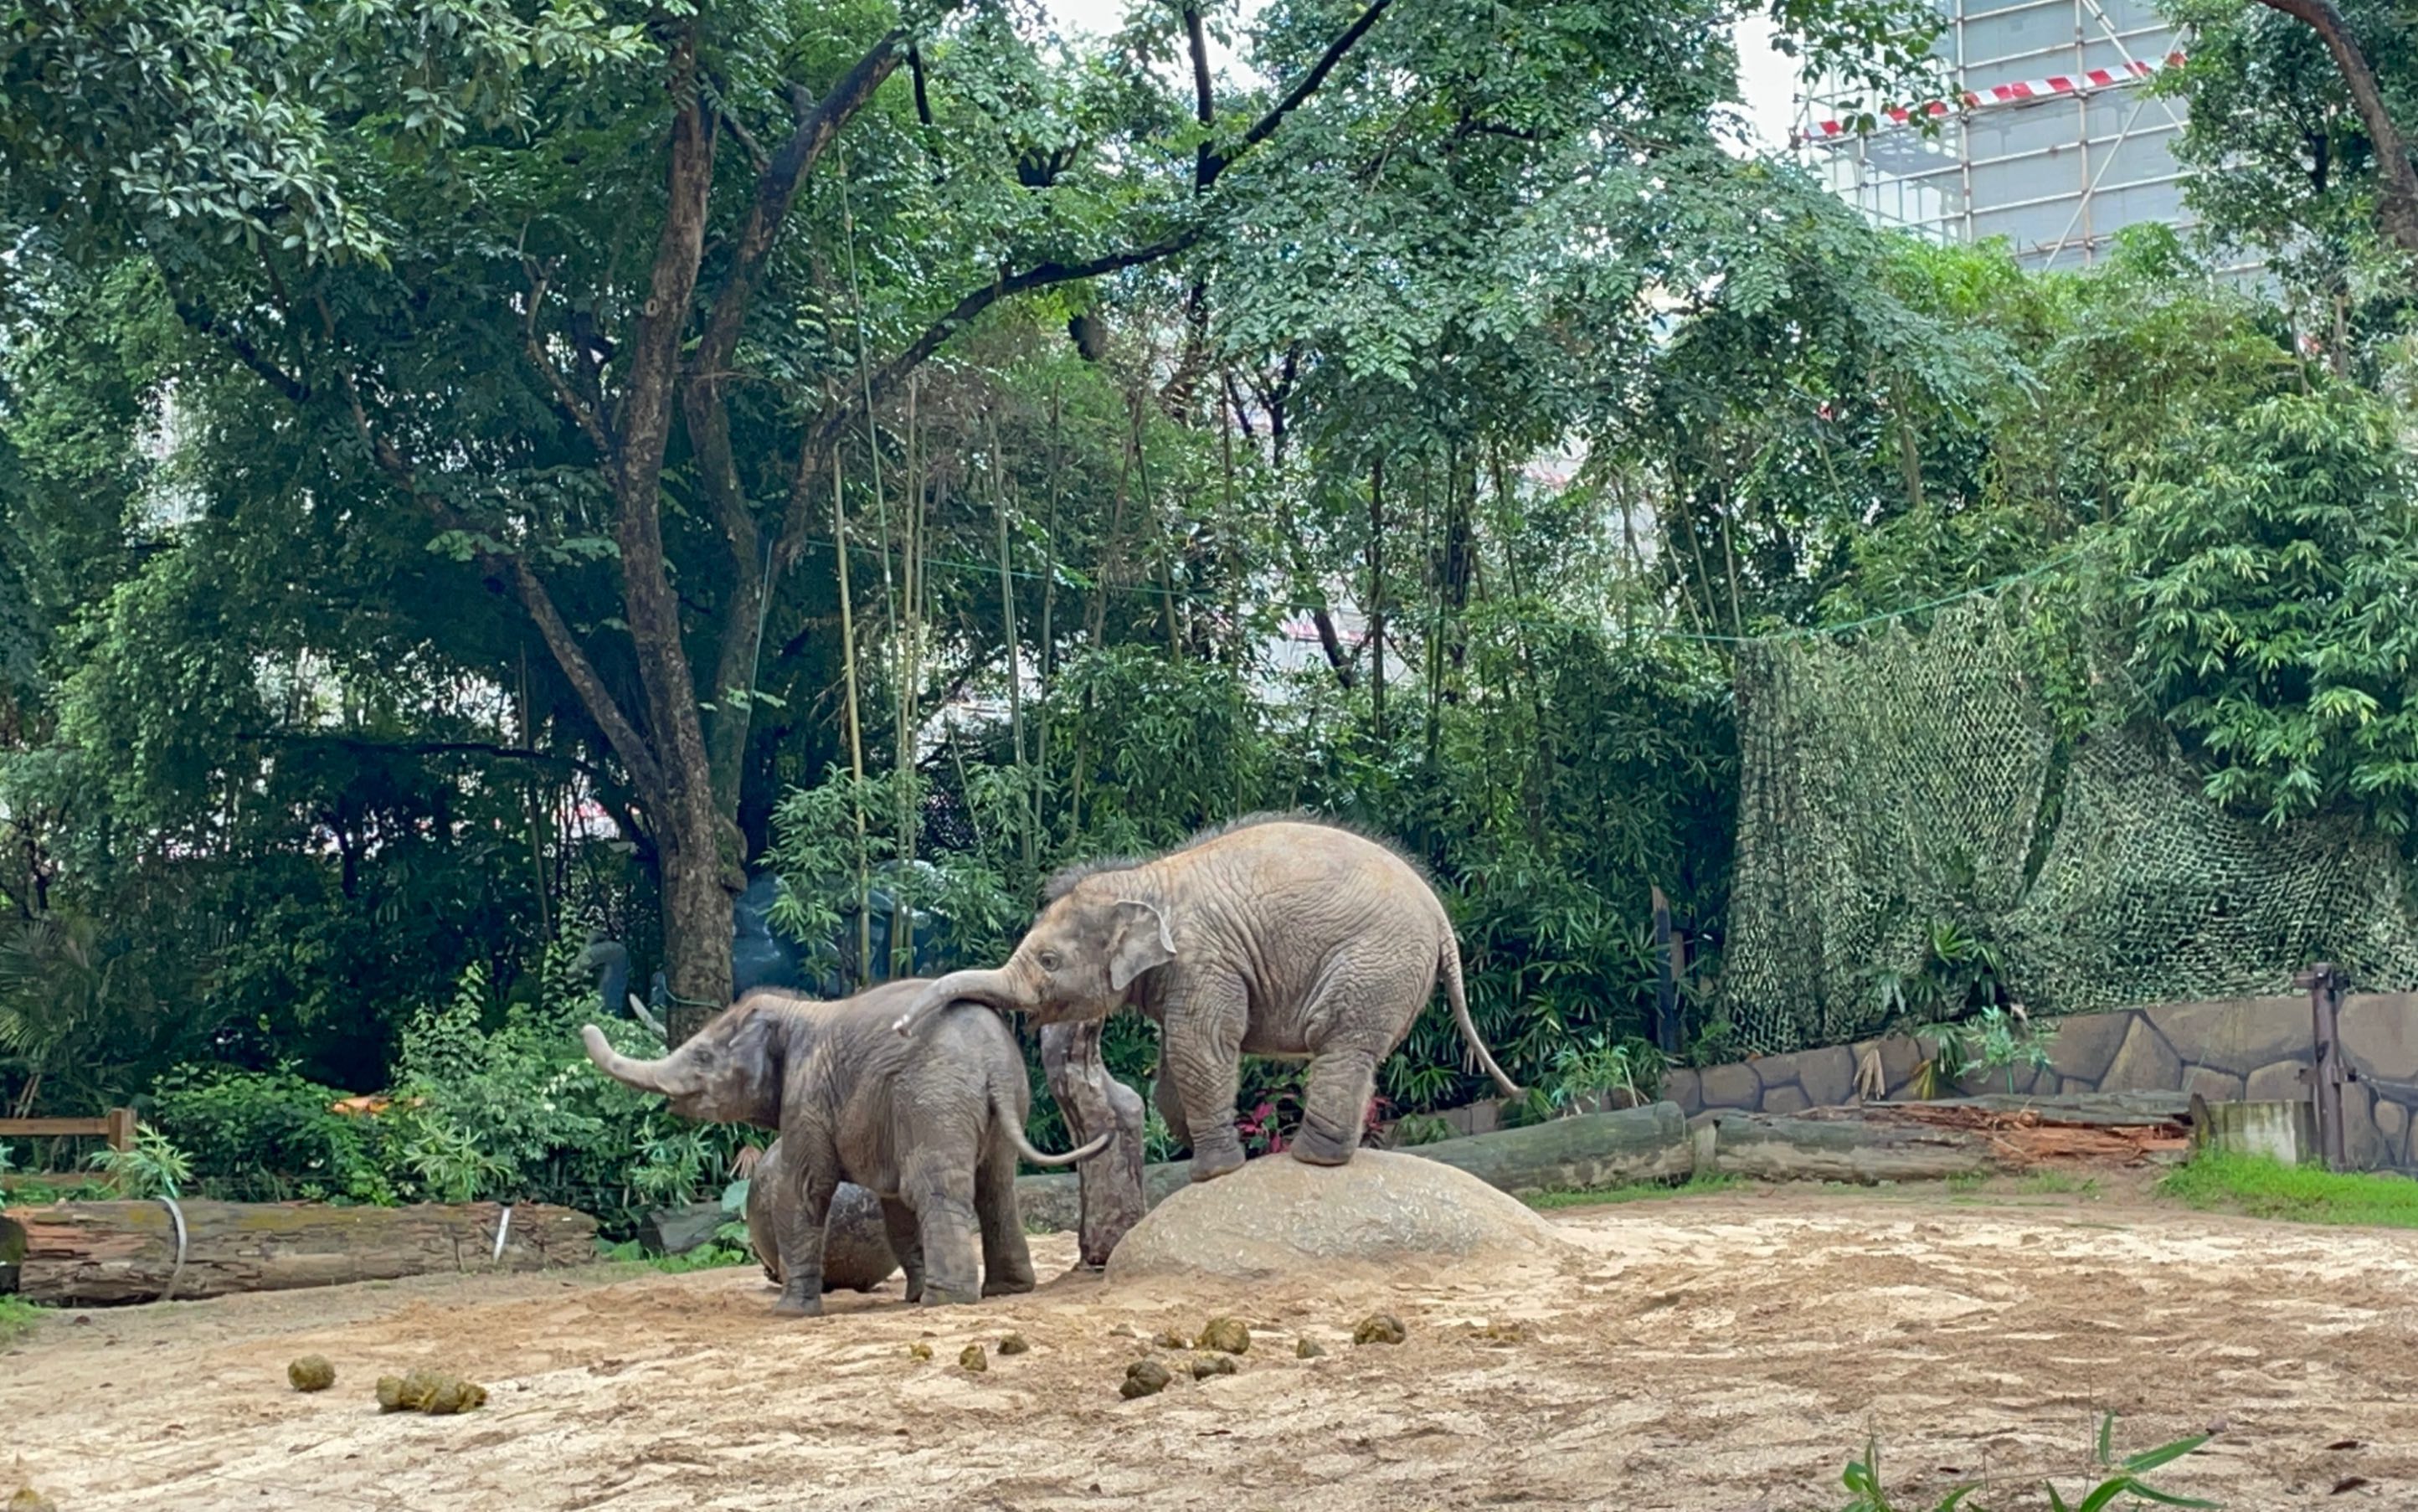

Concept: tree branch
[[1203, 0, 1394, 188], [802, 235, 1197, 465], [238, 732, 616, 786], [520, 259, 615, 459], [2255, 0, 2418, 255], [908, 44, 935, 128], [1182, 0, 1217, 190], [171, 298, 310, 405], [310, 294, 669, 812], [694, 31, 907, 394], [512, 558, 669, 806]]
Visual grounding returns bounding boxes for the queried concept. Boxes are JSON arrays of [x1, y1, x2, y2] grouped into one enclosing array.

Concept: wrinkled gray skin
[[893, 815, 1520, 1183], [583, 980, 1106, 1317], [741, 1138, 899, 1293]]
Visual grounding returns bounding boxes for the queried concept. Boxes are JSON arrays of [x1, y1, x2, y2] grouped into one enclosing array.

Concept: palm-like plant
[[0, 909, 159, 1116]]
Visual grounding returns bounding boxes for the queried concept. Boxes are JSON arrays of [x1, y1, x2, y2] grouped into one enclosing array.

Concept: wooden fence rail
[[0, 1108, 136, 1153]]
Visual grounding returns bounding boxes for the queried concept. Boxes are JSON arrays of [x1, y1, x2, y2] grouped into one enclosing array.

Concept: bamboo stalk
[[1368, 455, 1386, 740], [892, 377, 922, 980], [1036, 380, 1061, 855], [519, 645, 550, 939], [831, 455, 872, 987], [989, 413, 1034, 882]]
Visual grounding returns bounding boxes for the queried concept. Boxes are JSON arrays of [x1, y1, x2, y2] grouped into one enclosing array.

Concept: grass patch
[[596, 1237, 754, 1273], [2158, 1151, 2418, 1228], [1525, 1172, 1739, 1211], [0, 1295, 45, 1346], [2019, 1170, 2101, 1199]]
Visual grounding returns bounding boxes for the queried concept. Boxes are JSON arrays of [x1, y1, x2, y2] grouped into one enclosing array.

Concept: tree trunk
[[1039, 1021, 1148, 1268], [660, 842, 738, 1044], [2, 1201, 596, 1305], [2256, 0, 2418, 257]]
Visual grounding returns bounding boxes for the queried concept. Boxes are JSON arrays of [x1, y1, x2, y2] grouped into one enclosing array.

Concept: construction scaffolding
[[1793, 0, 2198, 271]]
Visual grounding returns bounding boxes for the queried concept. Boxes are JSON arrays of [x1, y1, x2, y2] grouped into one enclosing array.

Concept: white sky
[[1041, 0, 1804, 153]]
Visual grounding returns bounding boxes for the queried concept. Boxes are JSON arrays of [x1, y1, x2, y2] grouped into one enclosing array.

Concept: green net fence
[[1720, 590, 2418, 1056]]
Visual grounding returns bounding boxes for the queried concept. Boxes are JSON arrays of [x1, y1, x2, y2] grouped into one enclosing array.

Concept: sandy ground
[[6, 1181, 2417, 1511]]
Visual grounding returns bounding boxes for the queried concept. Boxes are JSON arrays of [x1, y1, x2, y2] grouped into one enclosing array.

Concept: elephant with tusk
[[582, 980, 1107, 1316], [890, 813, 1520, 1184]]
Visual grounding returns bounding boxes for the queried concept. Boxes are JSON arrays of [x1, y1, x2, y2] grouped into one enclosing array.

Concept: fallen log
[[1400, 1102, 1694, 1193], [1912, 1092, 2194, 1127], [3, 1200, 595, 1305], [1706, 1112, 1993, 1184]]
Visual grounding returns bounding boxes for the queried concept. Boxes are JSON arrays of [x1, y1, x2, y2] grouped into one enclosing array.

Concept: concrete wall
[[1654, 993, 2418, 1171]]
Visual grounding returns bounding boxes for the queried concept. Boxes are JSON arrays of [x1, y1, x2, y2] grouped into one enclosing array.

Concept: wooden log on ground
[[3, 1200, 595, 1305], [1919, 1092, 2195, 1126], [1708, 1112, 1992, 1184], [1400, 1102, 1695, 1193]]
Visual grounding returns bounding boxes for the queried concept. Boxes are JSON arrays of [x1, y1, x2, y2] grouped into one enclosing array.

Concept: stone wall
[[1654, 993, 2418, 1171]]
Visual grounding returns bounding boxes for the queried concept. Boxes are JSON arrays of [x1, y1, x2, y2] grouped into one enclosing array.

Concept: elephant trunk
[[892, 967, 1030, 1037], [580, 1024, 705, 1097]]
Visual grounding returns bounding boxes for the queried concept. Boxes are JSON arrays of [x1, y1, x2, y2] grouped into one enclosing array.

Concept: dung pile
[[376, 1370, 488, 1415], [1103, 1149, 1577, 1287]]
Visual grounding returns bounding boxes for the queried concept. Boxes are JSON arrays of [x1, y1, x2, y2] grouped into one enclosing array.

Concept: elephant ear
[[1107, 900, 1176, 991]]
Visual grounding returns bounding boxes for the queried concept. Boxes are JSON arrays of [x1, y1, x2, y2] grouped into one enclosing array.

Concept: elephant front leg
[[975, 1140, 1037, 1297], [880, 1197, 926, 1304], [1162, 974, 1248, 1182], [771, 1165, 839, 1318]]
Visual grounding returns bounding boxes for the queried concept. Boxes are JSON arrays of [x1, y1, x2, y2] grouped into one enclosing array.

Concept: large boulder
[[747, 1139, 898, 1293], [1103, 1149, 1578, 1288]]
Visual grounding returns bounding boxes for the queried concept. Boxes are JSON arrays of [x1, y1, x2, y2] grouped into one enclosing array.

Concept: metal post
[[2296, 962, 2349, 1170], [1652, 886, 1680, 1057]]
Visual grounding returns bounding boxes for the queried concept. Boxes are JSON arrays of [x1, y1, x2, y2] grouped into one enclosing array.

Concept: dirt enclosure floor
[[7, 1182, 2418, 1510]]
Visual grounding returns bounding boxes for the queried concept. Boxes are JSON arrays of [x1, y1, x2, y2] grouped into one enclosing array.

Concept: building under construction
[[1793, 0, 2201, 271]]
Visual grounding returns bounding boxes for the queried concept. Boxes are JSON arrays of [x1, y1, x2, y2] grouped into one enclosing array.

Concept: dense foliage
[[2, 0, 2414, 1196]]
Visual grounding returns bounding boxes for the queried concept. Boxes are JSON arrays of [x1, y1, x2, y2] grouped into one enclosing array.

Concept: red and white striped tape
[[1796, 52, 2186, 143]]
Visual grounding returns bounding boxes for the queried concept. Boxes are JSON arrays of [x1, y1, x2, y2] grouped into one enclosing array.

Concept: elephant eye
[[1037, 950, 1062, 973]]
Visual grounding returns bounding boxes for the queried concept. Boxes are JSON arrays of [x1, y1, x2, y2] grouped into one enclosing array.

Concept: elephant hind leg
[[901, 1155, 983, 1307], [1292, 1043, 1380, 1167], [975, 1135, 1037, 1297], [880, 1197, 926, 1304]]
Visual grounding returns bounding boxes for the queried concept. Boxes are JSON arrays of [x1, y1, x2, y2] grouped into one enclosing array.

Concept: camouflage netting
[[1720, 592, 2418, 1057]]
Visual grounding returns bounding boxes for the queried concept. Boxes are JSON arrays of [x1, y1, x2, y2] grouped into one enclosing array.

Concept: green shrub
[[149, 1064, 394, 1203], [0, 1296, 44, 1346], [142, 939, 744, 1237]]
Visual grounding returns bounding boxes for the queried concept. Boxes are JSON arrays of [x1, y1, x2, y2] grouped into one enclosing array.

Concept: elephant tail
[[1441, 933, 1523, 1099], [992, 1082, 1113, 1167]]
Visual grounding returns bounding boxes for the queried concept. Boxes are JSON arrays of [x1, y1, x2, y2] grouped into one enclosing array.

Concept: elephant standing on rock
[[891, 814, 1521, 1183], [582, 980, 1107, 1316]]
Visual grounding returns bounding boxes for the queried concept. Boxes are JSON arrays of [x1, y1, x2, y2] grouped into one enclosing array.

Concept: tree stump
[[1039, 1019, 1146, 1268], [2189, 1095, 2318, 1166]]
